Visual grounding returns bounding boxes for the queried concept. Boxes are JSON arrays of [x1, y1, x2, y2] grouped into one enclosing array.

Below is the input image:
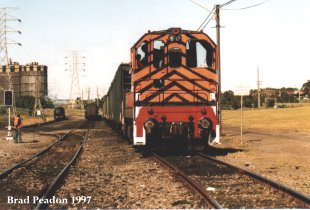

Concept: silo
[[0, 61, 48, 105], [10, 62, 21, 98], [20, 62, 48, 98], [0, 62, 21, 104]]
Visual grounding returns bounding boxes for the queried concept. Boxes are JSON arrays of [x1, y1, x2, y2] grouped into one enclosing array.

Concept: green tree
[[41, 97, 55, 108], [266, 98, 276, 107], [222, 90, 234, 105], [15, 95, 35, 109], [301, 80, 310, 97], [232, 97, 241, 109], [15, 95, 55, 109], [244, 96, 255, 108]]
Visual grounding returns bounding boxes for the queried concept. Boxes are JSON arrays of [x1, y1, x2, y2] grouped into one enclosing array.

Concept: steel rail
[[0, 123, 84, 179], [199, 153, 310, 207], [21, 119, 59, 130], [151, 153, 222, 209], [34, 121, 95, 210], [0, 134, 61, 179]]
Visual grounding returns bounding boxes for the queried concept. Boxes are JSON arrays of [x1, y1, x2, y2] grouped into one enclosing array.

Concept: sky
[[1, 0, 309, 99]]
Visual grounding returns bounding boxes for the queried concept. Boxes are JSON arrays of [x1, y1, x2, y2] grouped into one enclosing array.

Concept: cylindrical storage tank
[[0, 62, 48, 105], [0, 63, 21, 104], [20, 64, 48, 97]]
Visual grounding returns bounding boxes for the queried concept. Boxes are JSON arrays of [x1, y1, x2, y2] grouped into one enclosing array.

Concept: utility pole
[[65, 50, 85, 109], [33, 79, 43, 117], [81, 89, 84, 110], [87, 87, 90, 104], [215, 5, 222, 136], [257, 66, 261, 109], [96, 86, 99, 107]]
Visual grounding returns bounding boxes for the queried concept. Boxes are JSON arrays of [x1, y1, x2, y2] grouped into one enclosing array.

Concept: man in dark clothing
[[14, 114, 23, 143]]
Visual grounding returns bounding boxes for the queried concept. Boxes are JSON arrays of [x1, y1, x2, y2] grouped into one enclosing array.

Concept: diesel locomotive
[[103, 28, 220, 149], [54, 106, 66, 121]]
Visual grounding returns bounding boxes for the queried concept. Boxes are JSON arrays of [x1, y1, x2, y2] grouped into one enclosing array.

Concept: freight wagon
[[85, 103, 100, 120], [103, 63, 131, 131]]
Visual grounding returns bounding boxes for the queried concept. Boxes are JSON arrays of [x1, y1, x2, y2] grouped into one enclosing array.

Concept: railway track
[[0, 121, 94, 210], [151, 153, 222, 209], [153, 152, 310, 209]]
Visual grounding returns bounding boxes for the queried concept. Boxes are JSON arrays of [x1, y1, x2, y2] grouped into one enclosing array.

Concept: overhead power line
[[220, 0, 238, 8], [190, 0, 214, 14], [201, 13, 215, 31], [197, 8, 215, 31], [222, 0, 271, 10]]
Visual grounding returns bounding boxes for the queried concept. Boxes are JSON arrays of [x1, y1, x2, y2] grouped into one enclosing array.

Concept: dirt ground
[[51, 120, 207, 209], [214, 124, 310, 196], [0, 117, 81, 173], [0, 117, 309, 209], [0, 129, 59, 173]]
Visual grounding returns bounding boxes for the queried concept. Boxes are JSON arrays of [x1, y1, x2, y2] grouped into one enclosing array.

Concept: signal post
[[4, 90, 14, 141]]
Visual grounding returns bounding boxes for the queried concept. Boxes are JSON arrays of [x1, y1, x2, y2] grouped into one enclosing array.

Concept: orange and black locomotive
[[104, 28, 220, 149]]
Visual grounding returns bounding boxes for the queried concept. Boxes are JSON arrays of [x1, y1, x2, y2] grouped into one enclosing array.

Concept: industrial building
[[0, 61, 48, 105]]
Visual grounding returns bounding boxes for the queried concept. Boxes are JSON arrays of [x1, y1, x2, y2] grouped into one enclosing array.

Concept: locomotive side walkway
[[51, 120, 206, 209]]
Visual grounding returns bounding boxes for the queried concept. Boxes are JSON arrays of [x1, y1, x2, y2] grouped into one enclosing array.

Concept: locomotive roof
[[132, 27, 216, 50]]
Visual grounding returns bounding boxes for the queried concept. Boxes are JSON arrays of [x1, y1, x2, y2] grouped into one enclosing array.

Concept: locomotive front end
[[127, 28, 220, 148]]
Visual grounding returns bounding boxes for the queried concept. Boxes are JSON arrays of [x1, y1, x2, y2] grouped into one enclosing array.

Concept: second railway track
[[153, 151, 310, 209], [0, 121, 94, 210]]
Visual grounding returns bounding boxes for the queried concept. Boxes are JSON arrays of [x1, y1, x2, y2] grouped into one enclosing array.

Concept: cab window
[[168, 48, 182, 67], [136, 42, 148, 67], [186, 40, 214, 68], [153, 40, 165, 69]]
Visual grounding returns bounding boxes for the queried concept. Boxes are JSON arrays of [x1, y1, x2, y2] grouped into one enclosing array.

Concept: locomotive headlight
[[144, 118, 157, 134], [198, 117, 210, 129], [145, 120, 155, 129]]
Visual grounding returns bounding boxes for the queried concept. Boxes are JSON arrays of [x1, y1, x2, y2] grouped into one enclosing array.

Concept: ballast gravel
[[51, 121, 207, 209]]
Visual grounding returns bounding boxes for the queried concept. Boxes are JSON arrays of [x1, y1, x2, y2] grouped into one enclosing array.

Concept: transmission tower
[[0, 7, 21, 119], [65, 50, 85, 109], [0, 7, 21, 86], [0, 7, 21, 140]]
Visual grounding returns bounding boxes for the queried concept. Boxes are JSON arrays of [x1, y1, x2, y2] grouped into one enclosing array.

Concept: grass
[[0, 108, 54, 128], [222, 103, 310, 133]]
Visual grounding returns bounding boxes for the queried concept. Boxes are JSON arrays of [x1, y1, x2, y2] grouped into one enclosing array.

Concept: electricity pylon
[[0, 7, 21, 88], [65, 50, 85, 109], [0, 7, 21, 140]]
